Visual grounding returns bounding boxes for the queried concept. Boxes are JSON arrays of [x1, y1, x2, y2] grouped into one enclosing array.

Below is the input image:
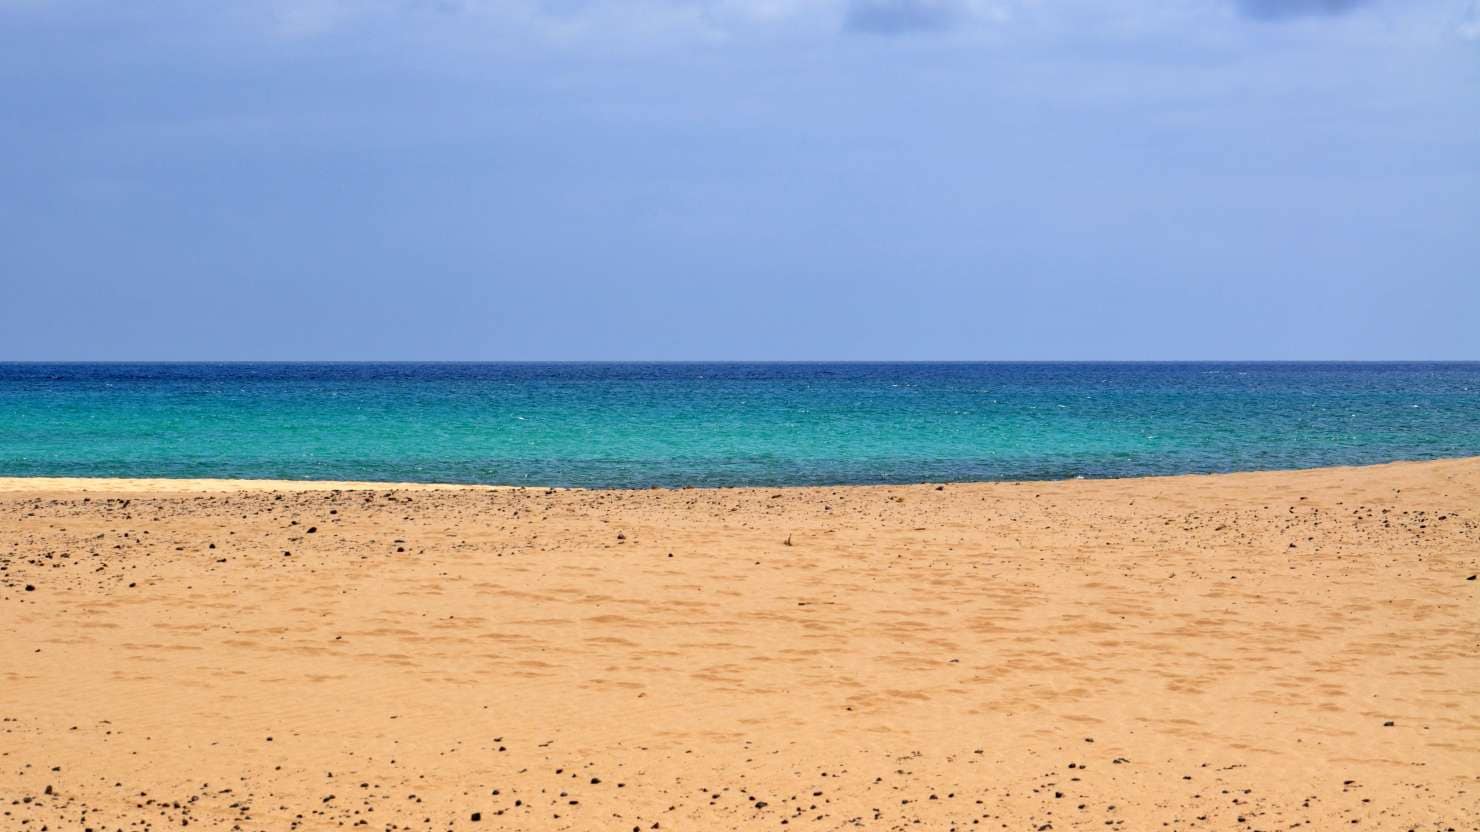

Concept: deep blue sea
[[1, 362, 1477, 487]]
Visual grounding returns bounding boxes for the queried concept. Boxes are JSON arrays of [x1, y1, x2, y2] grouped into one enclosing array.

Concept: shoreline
[[1, 453, 1476, 494]]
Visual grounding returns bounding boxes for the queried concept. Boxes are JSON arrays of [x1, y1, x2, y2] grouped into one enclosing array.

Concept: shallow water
[[3, 362, 1478, 487]]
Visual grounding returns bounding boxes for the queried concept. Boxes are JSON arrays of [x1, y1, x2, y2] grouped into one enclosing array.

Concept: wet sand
[[2, 459, 1478, 831]]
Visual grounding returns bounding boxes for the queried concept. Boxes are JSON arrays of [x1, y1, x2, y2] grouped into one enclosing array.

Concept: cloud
[[1461, 0, 1480, 39], [2, 0, 1443, 45], [1234, 0, 1375, 21], [844, 0, 961, 35], [268, 0, 379, 37], [256, 0, 835, 44]]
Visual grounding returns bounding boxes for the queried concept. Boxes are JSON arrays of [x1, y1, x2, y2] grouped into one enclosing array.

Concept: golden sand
[[2, 459, 1478, 830]]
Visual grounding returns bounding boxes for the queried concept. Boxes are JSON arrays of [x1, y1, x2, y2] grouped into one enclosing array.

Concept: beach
[[2, 459, 1477, 831]]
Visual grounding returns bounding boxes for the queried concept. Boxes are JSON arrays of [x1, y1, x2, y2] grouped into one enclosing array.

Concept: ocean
[[2, 362, 1477, 487]]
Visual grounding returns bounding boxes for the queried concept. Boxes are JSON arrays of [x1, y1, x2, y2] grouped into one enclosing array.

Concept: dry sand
[[2, 459, 1478, 831]]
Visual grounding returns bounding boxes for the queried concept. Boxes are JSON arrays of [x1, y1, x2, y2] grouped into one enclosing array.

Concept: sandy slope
[[2, 459, 1477, 831]]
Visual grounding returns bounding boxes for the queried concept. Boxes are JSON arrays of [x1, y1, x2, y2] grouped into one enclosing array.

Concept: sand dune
[[2, 459, 1478, 830]]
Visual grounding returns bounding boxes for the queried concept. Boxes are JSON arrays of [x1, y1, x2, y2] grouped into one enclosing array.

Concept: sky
[[1, 0, 1478, 360]]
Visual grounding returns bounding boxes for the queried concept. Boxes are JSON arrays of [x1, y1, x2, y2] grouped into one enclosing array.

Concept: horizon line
[[3, 359, 1479, 365]]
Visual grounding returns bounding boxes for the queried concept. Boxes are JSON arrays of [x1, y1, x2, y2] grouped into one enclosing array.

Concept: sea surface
[[2, 362, 1478, 487]]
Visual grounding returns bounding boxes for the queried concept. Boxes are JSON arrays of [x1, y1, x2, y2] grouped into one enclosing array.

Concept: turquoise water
[[1, 362, 1477, 487]]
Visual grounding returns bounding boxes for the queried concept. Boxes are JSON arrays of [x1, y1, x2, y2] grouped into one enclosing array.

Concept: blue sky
[[2, 0, 1477, 360]]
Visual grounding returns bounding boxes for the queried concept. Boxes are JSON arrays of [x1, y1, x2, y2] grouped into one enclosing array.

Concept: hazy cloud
[[1461, 0, 1480, 39], [2, 0, 1453, 43], [844, 0, 961, 34], [1235, 0, 1375, 21]]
